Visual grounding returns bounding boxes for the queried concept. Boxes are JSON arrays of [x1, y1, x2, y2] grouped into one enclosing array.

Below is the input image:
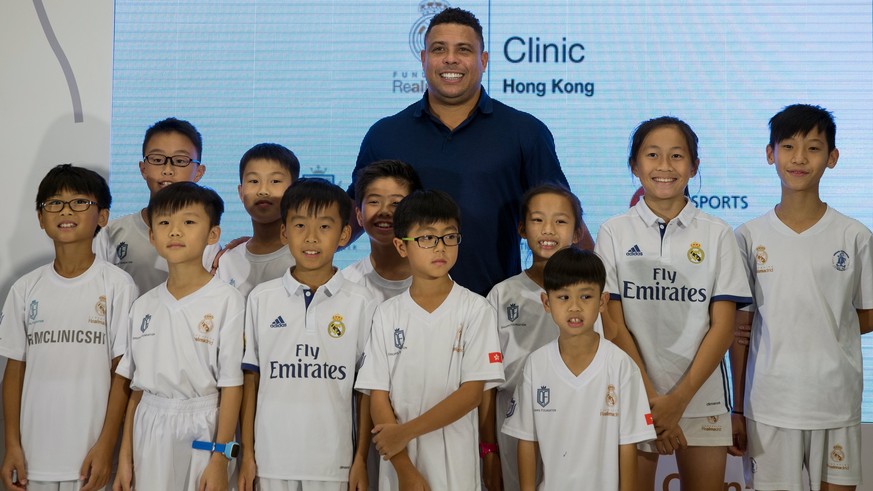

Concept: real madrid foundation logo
[[409, 0, 451, 59], [328, 314, 346, 338], [755, 245, 768, 264], [140, 314, 152, 333], [198, 314, 214, 333], [537, 386, 551, 408], [506, 303, 519, 322], [687, 242, 704, 264]]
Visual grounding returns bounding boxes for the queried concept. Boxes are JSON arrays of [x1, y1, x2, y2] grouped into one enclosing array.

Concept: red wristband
[[479, 442, 499, 458]]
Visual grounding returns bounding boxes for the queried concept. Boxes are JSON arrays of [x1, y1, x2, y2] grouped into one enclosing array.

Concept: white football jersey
[[501, 339, 655, 490], [117, 276, 245, 397], [342, 256, 411, 303], [595, 198, 752, 417], [94, 212, 220, 293], [242, 269, 377, 481], [0, 260, 137, 481], [215, 241, 294, 297], [355, 283, 505, 491], [736, 206, 873, 428]]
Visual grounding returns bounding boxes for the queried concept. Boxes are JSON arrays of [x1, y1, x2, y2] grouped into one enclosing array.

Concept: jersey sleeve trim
[[711, 294, 753, 308], [241, 362, 260, 373], [608, 293, 621, 301]]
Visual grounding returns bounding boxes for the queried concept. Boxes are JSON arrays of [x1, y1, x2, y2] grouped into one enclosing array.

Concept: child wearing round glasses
[[93, 117, 219, 294], [355, 189, 505, 491]]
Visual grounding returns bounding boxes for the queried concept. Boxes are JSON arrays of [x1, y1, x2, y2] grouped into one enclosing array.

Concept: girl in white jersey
[[595, 117, 752, 491], [482, 183, 584, 491]]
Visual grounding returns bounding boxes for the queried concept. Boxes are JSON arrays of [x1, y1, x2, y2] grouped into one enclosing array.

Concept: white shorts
[[638, 413, 731, 453], [258, 478, 346, 491], [25, 481, 87, 491], [133, 392, 232, 491], [744, 420, 861, 491]]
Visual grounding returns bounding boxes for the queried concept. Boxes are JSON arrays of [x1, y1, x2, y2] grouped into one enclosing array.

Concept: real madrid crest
[[96, 295, 107, 317], [198, 314, 214, 333], [328, 314, 346, 338], [687, 242, 704, 264], [409, 0, 451, 59], [605, 384, 617, 407], [831, 444, 845, 462], [755, 245, 768, 264]]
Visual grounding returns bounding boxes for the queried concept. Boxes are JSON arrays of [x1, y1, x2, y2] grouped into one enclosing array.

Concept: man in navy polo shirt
[[349, 7, 593, 296]]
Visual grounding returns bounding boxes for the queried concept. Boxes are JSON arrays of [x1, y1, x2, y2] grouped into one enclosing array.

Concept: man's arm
[[729, 310, 753, 456], [372, 380, 485, 459], [80, 357, 132, 491]]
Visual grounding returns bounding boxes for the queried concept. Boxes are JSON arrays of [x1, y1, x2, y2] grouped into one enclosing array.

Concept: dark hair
[[142, 117, 203, 160], [239, 143, 300, 182], [146, 182, 224, 228], [36, 164, 112, 236], [628, 116, 699, 171], [280, 178, 352, 225], [543, 248, 606, 293], [393, 190, 460, 238], [769, 104, 836, 152], [353, 159, 424, 207], [520, 183, 583, 233], [425, 7, 485, 52]]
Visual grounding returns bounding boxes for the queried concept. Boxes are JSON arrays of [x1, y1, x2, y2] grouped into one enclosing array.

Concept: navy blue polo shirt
[[351, 88, 569, 296]]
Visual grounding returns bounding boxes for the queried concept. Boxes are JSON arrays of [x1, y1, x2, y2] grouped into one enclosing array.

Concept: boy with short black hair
[[239, 178, 377, 490], [216, 142, 299, 297], [501, 247, 654, 491], [731, 104, 873, 490], [343, 159, 423, 302], [114, 181, 244, 491], [0, 164, 138, 491], [355, 190, 505, 490], [95, 117, 219, 293]]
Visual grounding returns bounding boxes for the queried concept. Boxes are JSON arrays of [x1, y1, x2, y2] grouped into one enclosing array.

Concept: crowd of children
[[0, 74, 869, 491]]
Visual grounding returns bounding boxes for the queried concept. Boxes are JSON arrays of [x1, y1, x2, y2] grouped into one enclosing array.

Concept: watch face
[[229, 443, 240, 458]]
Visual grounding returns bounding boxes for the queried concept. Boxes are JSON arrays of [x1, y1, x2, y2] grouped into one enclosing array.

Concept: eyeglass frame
[[400, 233, 462, 249], [143, 153, 201, 168], [39, 198, 99, 213]]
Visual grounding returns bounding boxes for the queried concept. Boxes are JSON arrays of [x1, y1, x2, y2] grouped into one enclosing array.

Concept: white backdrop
[[1, 1, 872, 489]]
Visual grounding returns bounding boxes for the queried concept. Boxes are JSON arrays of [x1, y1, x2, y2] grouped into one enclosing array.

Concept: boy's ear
[[827, 148, 839, 169], [192, 164, 206, 183], [207, 225, 220, 245], [517, 221, 527, 239], [148, 226, 156, 246], [97, 208, 109, 228], [765, 145, 775, 165], [356, 207, 364, 228], [338, 224, 352, 248], [280, 223, 289, 245], [393, 237, 408, 258], [139, 160, 148, 179], [599, 291, 609, 313], [540, 291, 551, 313], [37, 210, 46, 230], [237, 183, 244, 202]]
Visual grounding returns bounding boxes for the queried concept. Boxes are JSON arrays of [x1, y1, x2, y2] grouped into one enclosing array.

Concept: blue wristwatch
[[192, 440, 240, 460]]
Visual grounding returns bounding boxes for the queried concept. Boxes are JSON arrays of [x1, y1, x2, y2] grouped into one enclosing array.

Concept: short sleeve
[[115, 308, 136, 381], [734, 225, 758, 312], [354, 305, 392, 394], [500, 356, 536, 442], [594, 224, 620, 301], [216, 295, 245, 388], [852, 227, 873, 309], [107, 270, 138, 360], [0, 279, 29, 361], [356, 296, 378, 365], [241, 291, 260, 373], [618, 355, 656, 445], [460, 300, 505, 390], [710, 226, 753, 307]]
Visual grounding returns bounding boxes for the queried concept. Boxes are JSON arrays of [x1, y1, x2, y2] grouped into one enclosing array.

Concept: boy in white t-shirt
[[731, 104, 873, 491], [94, 117, 219, 293], [0, 164, 138, 491], [215, 143, 299, 297], [342, 159, 422, 303], [114, 182, 244, 491], [502, 247, 654, 491], [239, 178, 378, 491], [355, 190, 505, 491]]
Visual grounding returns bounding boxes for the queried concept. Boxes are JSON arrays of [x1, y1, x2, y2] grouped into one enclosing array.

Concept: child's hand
[[654, 426, 687, 455], [734, 322, 752, 346], [348, 453, 368, 490], [482, 451, 503, 491], [1, 445, 27, 490], [80, 439, 114, 491], [728, 413, 747, 456], [112, 457, 134, 491], [372, 423, 411, 460], [198, 454, 230, 491], [649, 392, 687, 435], [397, 465, 431, 491], [237, 451, 258, 491]]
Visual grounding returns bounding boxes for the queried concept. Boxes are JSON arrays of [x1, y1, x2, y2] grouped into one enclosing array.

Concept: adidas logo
[[270, 316, 287, 328], [626, 245, 643, 256]]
